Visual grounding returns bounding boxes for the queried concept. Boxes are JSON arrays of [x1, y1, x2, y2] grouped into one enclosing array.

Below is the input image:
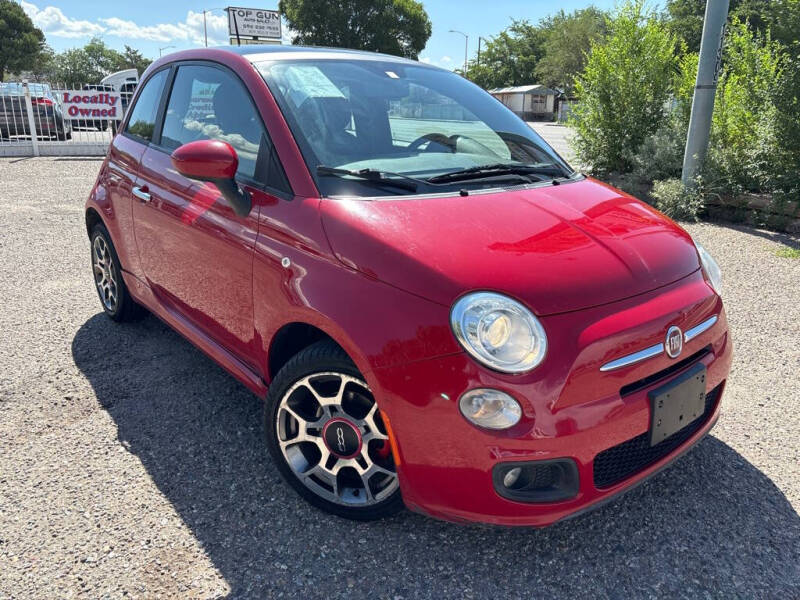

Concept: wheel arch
[[85, 207, 104, 238], [267, 321, 370, 384]]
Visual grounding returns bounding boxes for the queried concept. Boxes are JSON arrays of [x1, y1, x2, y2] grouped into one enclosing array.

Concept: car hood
[[319, 178, 701, 315]]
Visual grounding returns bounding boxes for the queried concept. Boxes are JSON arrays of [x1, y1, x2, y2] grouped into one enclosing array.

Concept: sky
[[18, 0, 622, 66]]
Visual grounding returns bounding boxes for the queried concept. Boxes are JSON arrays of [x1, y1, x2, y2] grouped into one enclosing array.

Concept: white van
[[100, 69, 139, 132]]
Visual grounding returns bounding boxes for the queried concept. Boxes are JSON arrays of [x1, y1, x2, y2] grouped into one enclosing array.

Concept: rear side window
[[160, 65, 267, 180], [125, 70, 168, 142]]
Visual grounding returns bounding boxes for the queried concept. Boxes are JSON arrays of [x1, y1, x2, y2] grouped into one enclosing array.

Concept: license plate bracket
[[648, 362, 707, 447]]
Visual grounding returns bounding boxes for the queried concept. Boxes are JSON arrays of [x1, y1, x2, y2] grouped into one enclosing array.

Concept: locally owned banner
[[58, 91, 122, 121]]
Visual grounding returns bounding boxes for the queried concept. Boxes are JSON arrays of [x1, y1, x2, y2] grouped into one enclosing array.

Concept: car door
[[131, 62, 273, 366], [104, 68, 170, 281]]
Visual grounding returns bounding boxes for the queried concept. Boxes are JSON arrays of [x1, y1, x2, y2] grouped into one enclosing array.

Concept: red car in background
[[0, 82, 72, 141], [84, 46, 731, 526]]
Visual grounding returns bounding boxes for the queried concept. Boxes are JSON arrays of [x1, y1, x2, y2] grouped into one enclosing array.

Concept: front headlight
[[450, 292, 547, 373], [695, 242, 722, 296]]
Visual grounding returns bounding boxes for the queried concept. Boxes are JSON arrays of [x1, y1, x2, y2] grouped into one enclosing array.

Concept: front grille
[[593, 384, 721, 489]]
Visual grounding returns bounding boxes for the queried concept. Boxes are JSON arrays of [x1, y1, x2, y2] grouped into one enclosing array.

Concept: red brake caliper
[[375, 440, 392, 460]]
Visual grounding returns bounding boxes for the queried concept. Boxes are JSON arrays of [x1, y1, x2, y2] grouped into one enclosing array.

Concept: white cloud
[[419, 56, 432, 64], [21, 1, 104, 38], [185, 10, 229, 46], [21, 1, 231, 47], [440, 55, 452, 64], [100, 17, 189, 43], [98, 11, 229, 45]]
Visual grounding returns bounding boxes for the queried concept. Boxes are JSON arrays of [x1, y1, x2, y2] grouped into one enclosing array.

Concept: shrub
[[571, 1, 677, 174], [632, 118, 686, 182], [704, 21, 784, 195], [773, 50, 800, 201], [650, 178, 704, 221]]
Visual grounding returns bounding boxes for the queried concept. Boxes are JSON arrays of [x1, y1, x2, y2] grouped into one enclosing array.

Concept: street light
[[159, 45, 175, 57], [448, 29, 468, 75], [203, 7, 227, 47]]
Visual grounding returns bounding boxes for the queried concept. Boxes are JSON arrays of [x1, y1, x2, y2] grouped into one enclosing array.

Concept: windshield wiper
[[317, 165, 420, 192], [426, 163, 569, 184]]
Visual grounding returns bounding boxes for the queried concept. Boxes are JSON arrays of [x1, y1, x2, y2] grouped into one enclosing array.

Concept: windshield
[[0, 83, 52, 97], [256, 58, 574, 197]]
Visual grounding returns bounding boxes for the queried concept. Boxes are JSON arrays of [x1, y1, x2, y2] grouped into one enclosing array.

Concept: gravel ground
[[529, 122, 577, 165], [1, 156, 798, 599]]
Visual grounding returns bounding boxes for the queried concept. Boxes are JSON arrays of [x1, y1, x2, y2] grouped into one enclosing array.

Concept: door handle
[[132, 186, 151, 203]]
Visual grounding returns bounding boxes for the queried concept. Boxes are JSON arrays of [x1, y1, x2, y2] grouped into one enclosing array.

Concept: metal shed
[[489, 84, 558, 121]]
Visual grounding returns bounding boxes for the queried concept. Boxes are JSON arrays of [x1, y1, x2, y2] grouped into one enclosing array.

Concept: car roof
[[221, 44, 434, 68], [0, 82, 51, 95]]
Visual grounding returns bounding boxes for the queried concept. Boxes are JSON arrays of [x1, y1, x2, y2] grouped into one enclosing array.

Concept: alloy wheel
[[276, 372, 398, 506], [92, 235, 118, 312]]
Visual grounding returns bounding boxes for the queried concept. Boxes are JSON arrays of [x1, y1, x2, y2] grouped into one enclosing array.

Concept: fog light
[[503, 467, 523, 488], [459, 389, 522, 430], [493, 459, 580, 503]]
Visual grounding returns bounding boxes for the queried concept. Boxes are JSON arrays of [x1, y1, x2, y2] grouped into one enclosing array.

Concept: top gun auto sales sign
[[227, 6, 282, 40], [59, 91, 122, 121]]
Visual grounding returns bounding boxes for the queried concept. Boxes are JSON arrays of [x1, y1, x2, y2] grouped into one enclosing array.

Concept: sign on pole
[[226, 7, 282, 42]]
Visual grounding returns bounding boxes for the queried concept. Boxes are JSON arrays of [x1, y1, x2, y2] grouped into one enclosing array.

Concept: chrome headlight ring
[[450, 292, 547, 374]]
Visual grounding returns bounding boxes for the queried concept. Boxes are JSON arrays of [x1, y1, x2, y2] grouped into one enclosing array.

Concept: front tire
[[264, 341, 404, 520], [90, 223, 144, 322]]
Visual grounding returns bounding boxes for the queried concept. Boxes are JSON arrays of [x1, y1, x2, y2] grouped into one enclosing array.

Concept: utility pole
[[477, 36, 488, 66], [681, 0, 730, 186], [449, 30, 468, 75]]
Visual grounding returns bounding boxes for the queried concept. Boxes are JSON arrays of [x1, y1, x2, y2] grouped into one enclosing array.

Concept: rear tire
[[90, 223, 144, 322], [264, 341, 404, 521]]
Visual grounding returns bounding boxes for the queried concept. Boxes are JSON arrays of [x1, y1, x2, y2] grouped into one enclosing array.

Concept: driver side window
[[160, 64, 266, 180]]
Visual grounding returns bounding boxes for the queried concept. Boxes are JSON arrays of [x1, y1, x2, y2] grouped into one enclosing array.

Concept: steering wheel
[[407, 133, 502, 158], [407, 133, 457, 152]]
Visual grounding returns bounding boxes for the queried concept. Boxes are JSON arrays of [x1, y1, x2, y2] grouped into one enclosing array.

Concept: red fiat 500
[[85, 46, 731, 526]]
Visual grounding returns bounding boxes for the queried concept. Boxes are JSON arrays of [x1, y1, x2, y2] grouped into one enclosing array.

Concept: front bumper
[[370, 271, 732, 526]]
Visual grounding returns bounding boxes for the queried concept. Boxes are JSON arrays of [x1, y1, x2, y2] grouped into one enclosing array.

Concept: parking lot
[[0, 155, 798, 598]]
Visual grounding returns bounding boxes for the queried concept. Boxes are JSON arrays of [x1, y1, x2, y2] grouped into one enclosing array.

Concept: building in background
[[489, 84, 557, 121]]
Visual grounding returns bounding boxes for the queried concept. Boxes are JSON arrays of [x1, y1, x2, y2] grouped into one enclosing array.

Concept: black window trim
[[120, 65, 173, 147], [138, 58, 293, 200]]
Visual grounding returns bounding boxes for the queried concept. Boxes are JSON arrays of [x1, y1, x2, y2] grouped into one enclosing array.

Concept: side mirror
[[170, 140, 252, 217]]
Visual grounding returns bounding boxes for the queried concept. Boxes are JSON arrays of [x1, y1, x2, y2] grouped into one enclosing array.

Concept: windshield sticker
[[284, 65, 345, 101]]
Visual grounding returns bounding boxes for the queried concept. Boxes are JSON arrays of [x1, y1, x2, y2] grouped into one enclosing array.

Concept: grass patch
[[775, 246, 800, 259]]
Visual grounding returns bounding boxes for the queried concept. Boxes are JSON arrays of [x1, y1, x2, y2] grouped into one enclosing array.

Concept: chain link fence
[[0, 80, 135, 157]]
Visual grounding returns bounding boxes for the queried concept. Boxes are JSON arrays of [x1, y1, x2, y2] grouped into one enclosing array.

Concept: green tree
[[665, 0, 799, 52], [773, 51, 800, 198], [113, 45, 152, 75], [535, 7, 608, 93], [463, 20, 545, 89], [49, 48, 99, 86], [0, 0, 45, 82], [571, 1, 677, 173], [47, 37, 135, 86], [278, 0, 432, 59], [640, 19, 788, 208], [705, 21, 784, 194], [83, 37, 121, 77]]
